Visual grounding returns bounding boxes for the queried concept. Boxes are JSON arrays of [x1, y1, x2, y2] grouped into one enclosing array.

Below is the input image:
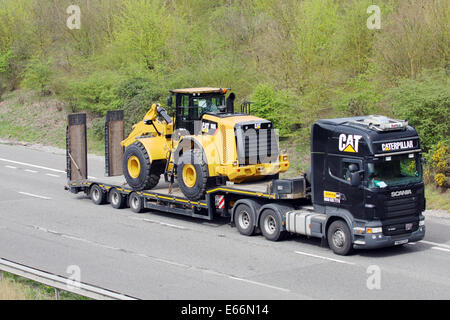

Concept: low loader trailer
[[66, 112, 425, 255]]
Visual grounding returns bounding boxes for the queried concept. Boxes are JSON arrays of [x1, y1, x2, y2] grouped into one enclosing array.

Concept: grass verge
[[0, 271, 89, 300], [0, 90, 104, 154]]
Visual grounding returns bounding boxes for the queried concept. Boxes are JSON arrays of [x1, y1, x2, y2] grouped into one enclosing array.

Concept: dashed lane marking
[[295, 250, 356, 265], [0, 158, 64, 173], [18, 192, 52, 200]]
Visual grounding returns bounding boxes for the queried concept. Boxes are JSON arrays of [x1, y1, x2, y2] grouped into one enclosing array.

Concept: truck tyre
[[176, 149, 208, 201], [90, 185, 106, 205], [327, 220, 353, 255], [129, 192, 144, 213], [109, 188, 125, 209], [234, 203, 256, 236], [259, 209, 286, 241], [123, 142, 160, 191]]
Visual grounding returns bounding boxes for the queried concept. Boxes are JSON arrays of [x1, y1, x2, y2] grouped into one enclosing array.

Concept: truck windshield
[[367, 156, 422, 188]]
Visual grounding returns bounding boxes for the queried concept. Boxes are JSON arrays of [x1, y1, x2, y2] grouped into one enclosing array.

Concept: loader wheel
[[123, 142, 160, 190], [177, 149, 208, 201]]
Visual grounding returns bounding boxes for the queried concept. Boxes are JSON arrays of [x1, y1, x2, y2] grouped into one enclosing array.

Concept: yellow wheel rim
[[182, 164, 197, 188], [127, 156, 141, 179]]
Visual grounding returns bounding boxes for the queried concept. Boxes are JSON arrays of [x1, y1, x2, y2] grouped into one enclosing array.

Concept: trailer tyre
[[123, 142, 160, 191], [234, 204, 256, 236], [129, 192, 144, 213], [90, 185, 106, 205], [177, 149, 208, 201], [109, 188, 125, 209], [327, 220, 353, 256], [259, 209, 286, 241]]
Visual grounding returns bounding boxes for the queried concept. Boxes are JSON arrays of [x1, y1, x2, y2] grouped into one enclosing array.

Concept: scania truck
[[66, 112, 425, 255]]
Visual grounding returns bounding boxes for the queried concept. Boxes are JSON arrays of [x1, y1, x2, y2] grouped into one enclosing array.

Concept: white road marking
[[295, 250, 355, 265], [130, 217, 187, 230], [431, 247, 450, 253], [24, 169, 38, 173], [419, 240, 450, 250], [0, 158, 64, 173], [5, 165, 17, 169], [228, 276, 291, 293], [45, 173, 60, 178], [18, 192, 52, 200]]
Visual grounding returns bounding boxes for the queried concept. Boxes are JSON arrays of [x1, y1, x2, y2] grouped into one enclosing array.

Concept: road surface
[[0, 142, 450, 299]]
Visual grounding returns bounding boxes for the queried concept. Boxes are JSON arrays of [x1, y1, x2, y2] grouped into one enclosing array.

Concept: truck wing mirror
[[350, 171, 361, 186], [167, 96, 173, 107]]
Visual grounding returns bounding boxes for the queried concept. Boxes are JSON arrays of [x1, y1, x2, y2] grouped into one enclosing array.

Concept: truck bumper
[[352, 226, 425, 250]]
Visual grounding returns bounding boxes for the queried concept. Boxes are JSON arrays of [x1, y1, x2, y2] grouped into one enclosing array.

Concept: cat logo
[[339, 134, 362, 153]]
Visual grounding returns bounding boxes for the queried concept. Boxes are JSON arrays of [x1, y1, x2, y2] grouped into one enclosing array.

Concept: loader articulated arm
[[121, 104, 174, 148]]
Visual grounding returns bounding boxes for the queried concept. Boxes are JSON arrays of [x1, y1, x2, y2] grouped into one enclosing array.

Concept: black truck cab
[[311, 115, 426, 250]]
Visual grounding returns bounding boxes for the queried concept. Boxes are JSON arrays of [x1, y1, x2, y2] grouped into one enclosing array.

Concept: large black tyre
[[176, 149, 208, 201], [259, 209, 287, 241], [129, 192, 144, 213], [234, 204, 256, 236], [123, 142, 160, 190], [327, 220, 353, 256], [109, 188, 125, 209], [90, 184, 106, 205]]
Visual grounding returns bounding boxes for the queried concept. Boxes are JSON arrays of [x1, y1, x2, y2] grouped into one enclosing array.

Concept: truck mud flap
[[66, 113, 88, 181], [105, 110, 124, 177]]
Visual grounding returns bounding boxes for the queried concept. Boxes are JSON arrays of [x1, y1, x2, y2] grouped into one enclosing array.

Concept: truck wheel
[[176, 149, 208, 201], [123, 142, 160, 190], [90, 185, 106, 205], [259, 209, 286, 241], [109, 188, 125, 209], [327, 220, 353, 256], [129, 192, 144, 213], [234, 204, 256, 236]]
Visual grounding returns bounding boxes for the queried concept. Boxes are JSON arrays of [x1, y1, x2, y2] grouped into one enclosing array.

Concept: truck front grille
[[384, 196, 418, 218]]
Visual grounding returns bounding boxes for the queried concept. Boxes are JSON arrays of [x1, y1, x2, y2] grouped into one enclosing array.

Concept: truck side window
[[343, 162, 359, 183]]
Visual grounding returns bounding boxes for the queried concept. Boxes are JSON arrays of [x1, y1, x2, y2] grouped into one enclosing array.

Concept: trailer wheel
[[109, 188, 125, 209], [90, 185, 106, 205], [259, 209, 286, 241], [129, 192, 144, 213], [176, 149, 208, 201], [234, 204, 256, 236], [327, 220, 353, 256]]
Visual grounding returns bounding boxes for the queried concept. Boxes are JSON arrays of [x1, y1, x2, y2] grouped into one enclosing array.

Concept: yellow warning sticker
[[324, 191, 341, 203]]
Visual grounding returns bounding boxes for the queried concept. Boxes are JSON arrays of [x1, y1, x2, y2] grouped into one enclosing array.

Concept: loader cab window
[[193, 95, 225, 116]]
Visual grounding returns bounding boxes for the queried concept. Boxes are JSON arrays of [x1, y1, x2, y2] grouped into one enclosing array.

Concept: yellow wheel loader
[[121, 87, 290, 200]]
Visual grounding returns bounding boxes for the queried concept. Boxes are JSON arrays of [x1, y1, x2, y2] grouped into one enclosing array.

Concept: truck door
[[338, 158, 365, 220]]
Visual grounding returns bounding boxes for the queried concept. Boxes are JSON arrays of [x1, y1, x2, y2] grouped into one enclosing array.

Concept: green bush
[[250, 84, 298, 138], [117, 77, 167, 134], [388, 69, 450, 151], [21, 56, 53, 95], [65, 71, 123, 115]]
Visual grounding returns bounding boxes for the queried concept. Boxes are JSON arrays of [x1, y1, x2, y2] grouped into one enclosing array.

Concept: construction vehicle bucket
[[66, 113, 88, 181], [105, 110, 124, 177]]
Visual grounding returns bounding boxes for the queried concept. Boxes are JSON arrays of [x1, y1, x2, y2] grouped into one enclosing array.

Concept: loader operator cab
[[168, 87, 234, 135]]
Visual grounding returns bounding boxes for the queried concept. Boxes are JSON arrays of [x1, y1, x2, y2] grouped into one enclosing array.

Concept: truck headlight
[[366, 227, 382, 234], [419, 220, 425, 226]]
